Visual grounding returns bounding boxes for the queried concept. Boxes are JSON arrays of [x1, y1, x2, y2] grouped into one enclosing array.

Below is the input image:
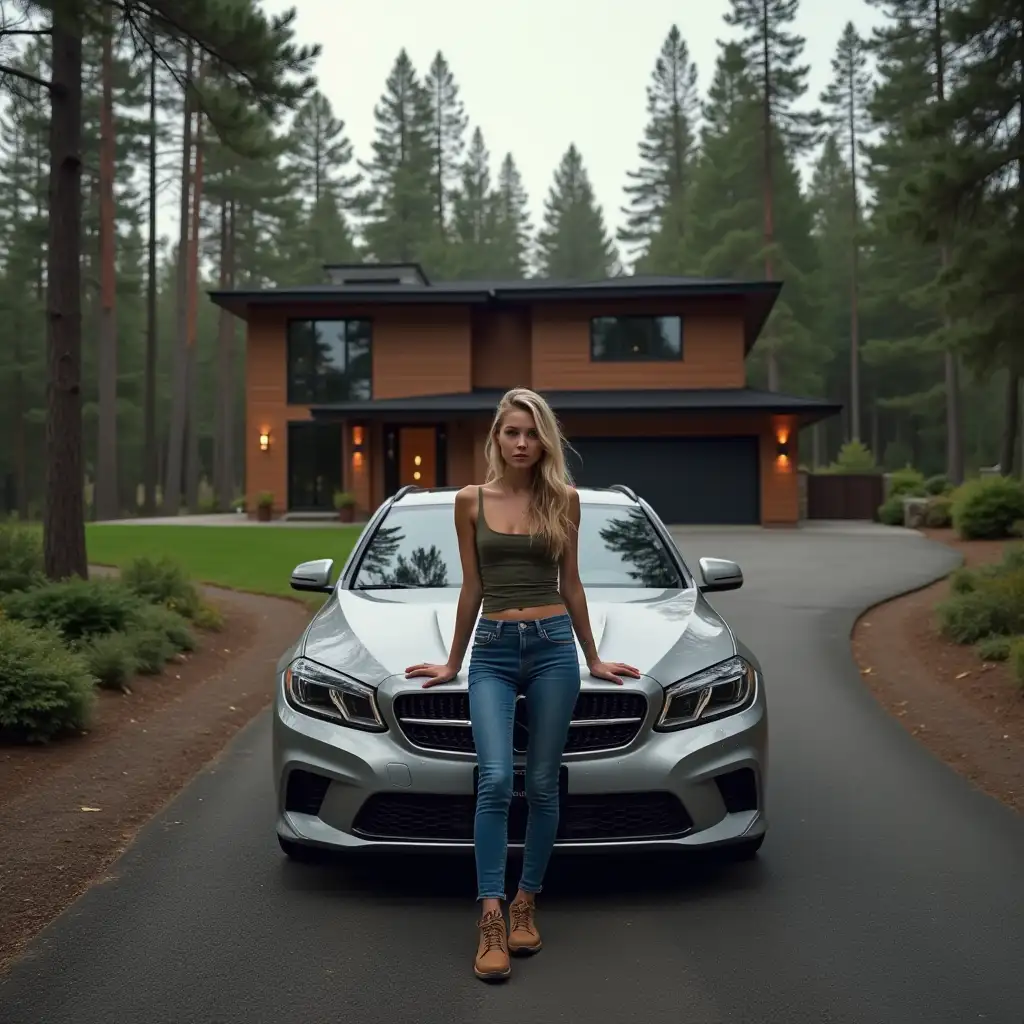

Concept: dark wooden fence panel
[[806, 473, 884, 521]]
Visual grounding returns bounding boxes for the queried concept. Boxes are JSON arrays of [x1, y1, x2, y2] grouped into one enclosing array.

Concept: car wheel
[[277, 834, 328, 863], [725, 834, 765, 861]]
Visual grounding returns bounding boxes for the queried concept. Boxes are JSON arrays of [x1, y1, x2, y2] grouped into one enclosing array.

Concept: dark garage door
[[566, 436, 760, 525]]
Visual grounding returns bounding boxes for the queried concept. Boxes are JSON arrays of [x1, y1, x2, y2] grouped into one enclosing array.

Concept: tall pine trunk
[[95, 5, 119, 521], [214, 198, 236, 510], [933, 0, 964, 483], [1000, 373, 1020, 475], [143, 44, 159, 515], [44, 0, 87, 580], [184, 86, 205, 512], [758, 1, 778, 391], [847, 74, 861, 442], [162, 46, 194, 516]]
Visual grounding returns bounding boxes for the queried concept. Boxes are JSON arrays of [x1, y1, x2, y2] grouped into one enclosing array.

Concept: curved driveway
[[2, 525, 1023, 1023]]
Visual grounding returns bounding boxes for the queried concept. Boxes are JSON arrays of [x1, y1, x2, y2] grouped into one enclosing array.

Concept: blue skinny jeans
[[467, 613, 580, 901]]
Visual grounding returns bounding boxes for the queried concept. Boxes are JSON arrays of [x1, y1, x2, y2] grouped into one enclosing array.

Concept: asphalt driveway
[[3, 525, 1023, 1024]]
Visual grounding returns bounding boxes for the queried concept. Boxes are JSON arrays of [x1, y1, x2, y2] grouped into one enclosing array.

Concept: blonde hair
[[484, 387, 575, 559]]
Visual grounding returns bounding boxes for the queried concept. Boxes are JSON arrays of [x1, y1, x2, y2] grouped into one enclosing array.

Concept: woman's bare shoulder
[[454, 484, 481, 507]]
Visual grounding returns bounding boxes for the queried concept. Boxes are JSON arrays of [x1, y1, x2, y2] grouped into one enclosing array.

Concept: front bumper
[[273, 672, 768, 854]]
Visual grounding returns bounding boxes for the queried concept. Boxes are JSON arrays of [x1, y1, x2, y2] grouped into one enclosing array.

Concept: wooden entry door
[[398, 426, 437, 488]]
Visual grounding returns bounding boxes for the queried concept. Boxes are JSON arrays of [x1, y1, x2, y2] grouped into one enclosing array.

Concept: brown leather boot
[[508, 898, 542, 956], [474, 908, 511, 981]]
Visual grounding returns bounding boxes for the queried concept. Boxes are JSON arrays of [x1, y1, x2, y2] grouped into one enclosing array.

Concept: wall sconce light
[[258, 428, 271, 452], [352, 451, 364, 470], [775, 437, 790, 459], [352, 425, 364, 448]]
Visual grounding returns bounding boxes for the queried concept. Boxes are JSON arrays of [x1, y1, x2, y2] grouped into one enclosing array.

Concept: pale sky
[[258, 0, 884, 252]]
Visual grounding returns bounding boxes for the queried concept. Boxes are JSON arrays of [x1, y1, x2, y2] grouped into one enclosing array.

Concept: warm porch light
[[352, 451, 364, 469], [352, 425, 364, 448], [258, 428, 271, 452], [774, 428, 791, 467]]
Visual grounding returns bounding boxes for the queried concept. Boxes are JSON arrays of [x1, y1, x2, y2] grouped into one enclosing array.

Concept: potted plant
[[333, 490, 356, 523], [256, 492, 274, 522]]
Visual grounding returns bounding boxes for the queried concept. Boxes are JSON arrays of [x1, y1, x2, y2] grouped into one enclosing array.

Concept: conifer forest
[[0, 1, 1021, 580]]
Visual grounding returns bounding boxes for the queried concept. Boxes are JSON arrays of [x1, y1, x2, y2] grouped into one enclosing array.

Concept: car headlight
[[283, 657, 385, 732], [655, 656, 756, 731]]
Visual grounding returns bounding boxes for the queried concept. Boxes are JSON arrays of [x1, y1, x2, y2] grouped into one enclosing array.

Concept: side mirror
[[698, 557, 743, 593], [289, 558, 335, 594]]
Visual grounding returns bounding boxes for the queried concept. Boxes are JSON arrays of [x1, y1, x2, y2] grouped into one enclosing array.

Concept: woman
[[405, 387, 640, 982]]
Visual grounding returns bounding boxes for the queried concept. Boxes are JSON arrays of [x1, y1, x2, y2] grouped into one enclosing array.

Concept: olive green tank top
[[475, 488, 562, 615]]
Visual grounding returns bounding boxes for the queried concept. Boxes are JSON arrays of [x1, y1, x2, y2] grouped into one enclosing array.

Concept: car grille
[[352, 791, 692, 843], [392, 691, 648, 754]]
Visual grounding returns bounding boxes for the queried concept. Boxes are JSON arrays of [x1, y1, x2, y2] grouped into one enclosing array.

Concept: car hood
[[300, 587, 736, 687]]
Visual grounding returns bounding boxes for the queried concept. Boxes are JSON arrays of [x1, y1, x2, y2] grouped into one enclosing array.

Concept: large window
[[590, 315, 682, 362], [287, 319, 372, 404], [351, 504, 683, 590]]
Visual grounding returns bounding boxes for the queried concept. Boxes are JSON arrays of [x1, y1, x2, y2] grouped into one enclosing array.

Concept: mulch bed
[[0, 586, 311, 973], [851, 528, 1024, 815]]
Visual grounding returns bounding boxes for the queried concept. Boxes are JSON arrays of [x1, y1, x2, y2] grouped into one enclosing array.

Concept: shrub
[[951, 476, 1024, 540], [1011, 639, 1024, 691], [878, 494, 906, 526], [130, 629, 175, 675], [80, 632, 138, 691], [925, 474, 952, 496], [888, 466, 926, 498], [120, 555, 202, 619], [0, 619, 95, 743], [2, 577, 143, 641], [935, 567, 1024, 644], [192, 601, 224, 632], [0, 524, 45, 595], [1012, 519, 1024, 539], [975, 634, 1014, 662], [924, 495, 953, 528], [131, 603, 197, 653], [820, 439, 878, 474]]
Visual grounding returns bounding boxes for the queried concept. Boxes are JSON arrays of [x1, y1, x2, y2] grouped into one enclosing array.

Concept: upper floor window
[[590, 315, 683, 362], [287, 319, 372, 404]]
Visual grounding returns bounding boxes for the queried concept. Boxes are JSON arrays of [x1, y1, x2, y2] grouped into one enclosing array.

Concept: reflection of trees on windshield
[[391, 546, 449, 587], [598, 509, 679, 588], [359, 524, 402, 581], [358, 524, 450, 587]]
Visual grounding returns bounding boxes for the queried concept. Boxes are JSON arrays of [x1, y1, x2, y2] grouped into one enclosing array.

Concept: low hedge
[[951, 476, 1024, 540], [0, 619, 95, 743]]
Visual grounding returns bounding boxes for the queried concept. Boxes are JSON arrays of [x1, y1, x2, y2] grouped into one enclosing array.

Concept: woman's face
[[496, 407, 544, 471]]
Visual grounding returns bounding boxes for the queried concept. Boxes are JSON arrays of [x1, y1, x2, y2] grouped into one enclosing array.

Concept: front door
[[287, 421, 342, 511], [399, 427, 437, 488], [383, 424, 447, 496]]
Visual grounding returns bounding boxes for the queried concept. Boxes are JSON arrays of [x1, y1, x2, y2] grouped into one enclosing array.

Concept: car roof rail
[[608, 484, 639, 502], [392, 485, 425, 502]]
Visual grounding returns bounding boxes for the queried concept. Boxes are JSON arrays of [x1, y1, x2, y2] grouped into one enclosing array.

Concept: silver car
[[273, 485, 768, 861]]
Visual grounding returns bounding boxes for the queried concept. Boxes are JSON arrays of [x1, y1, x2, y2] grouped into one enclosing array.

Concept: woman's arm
[[559, 489, 640, 683], [444, 486, 484, 674]]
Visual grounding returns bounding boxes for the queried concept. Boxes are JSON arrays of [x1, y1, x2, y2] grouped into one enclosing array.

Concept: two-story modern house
[[209, 263, 840, 526]]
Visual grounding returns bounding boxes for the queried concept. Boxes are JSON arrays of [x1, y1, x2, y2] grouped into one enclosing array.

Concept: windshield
[[351, 502, 684, 590]]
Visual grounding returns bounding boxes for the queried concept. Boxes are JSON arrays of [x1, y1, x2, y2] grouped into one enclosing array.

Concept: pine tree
[[450, 127, 497, 278], [424, 52, 467, 232], [491, 153, 532, 278], [537, 145, 618, 280], [864, 0, 965, 478], [286, 91, 360, 274], [898, 0, 1024, 474], [620, 25, 700, 267], [358, 49, 434, 265], [724, 0, 823, 389], [820, 21, 873, 441]]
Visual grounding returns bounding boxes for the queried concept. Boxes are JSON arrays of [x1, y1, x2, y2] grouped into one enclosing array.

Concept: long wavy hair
[[484, 387, 575, 558]]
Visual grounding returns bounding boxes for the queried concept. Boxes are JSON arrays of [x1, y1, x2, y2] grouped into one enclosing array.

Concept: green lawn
[[85, 525, 363, 601]]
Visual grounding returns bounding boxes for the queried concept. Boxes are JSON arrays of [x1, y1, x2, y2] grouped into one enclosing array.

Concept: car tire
[[277, 834, 328, 863], [725, 834, 765, 861]]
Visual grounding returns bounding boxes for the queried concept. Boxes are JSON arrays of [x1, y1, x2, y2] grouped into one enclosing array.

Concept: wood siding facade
[[243, 297, 800, 525]]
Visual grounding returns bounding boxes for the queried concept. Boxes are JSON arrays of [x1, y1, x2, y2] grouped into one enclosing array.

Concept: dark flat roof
[[208, 274, 782, 353], [308, 387, 841, 425]]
